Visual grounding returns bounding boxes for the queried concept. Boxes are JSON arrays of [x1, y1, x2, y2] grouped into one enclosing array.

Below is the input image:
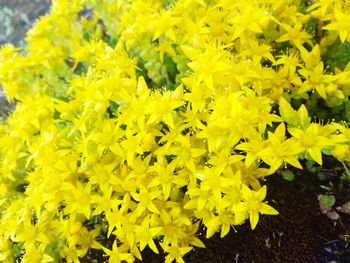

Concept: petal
[[308, 147, 323, 165], [316, 84, 327, 99], [206, 225, 218, 238], [220, 223, 231, 238], [241, 184, 252, 200], [249, 211, 259, 230], [198, 196, 207, 211], [234, 212, 248, 225], [245, 153, 257, 167], [234, 202, 248, 213], [257, 185, 267, 201], [260, 203, 279, 215], [269, 158, 283, 173], [288, 128, 303, 139], [285, 156, 303, 169], [149, 239, 159, 254], [322, 23, 338, 31], [249, 177, 261, 191], [190, 237, 206, 248], [339, 30, 348, 43]]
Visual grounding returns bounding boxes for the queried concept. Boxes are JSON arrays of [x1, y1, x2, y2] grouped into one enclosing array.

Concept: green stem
[[341, 161, 350, 178]]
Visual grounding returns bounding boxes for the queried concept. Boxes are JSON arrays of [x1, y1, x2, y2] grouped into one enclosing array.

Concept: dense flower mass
[[0, 0, 350, 262]]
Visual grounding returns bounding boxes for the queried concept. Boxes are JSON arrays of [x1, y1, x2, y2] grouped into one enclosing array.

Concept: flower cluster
[[0, 0, 350, 262]]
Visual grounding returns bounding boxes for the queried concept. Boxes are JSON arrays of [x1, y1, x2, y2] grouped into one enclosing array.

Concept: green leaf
[[318, 194, 336, 207], [12, 243, 23, 258], [280, 98, 311, 128], [279, 97, 298, 126], [322, 146, 333, 156], [345, 101, 350, 123], [282, 170, 295, 181], [322, 39, 350, 71], [317, 172, 326, 181]]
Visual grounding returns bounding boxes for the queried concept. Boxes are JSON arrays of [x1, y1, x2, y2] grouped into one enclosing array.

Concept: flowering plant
[[0, 0, 350, 262]]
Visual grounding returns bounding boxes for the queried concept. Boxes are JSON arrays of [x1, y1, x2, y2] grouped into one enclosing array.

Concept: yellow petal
[[234, 212, 248, 225], [257, 185, 267, 201], [220, 223, 230, 238], [149, 239, 159, 254], [260, 203, 279, 215], [269, 158, 283, 173], [339, 30, 348, 43], [285, 157, 303, 169], [234, 202, 248, 213], [190, 236, 206, 248], [249, 211, 259, 230], [308, 147, 323, 165], [241, 184, 253, 200]]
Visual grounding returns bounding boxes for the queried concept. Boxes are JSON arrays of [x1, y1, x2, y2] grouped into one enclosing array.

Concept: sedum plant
[[0, 0, 350, 262]]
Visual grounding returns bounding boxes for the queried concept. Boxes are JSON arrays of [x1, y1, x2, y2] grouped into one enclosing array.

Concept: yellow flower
[[234, 185, 278, 230], [14, 219, 50, 248], [131, 187, 162, 216], [259, 123, 304, 173], [332, 144, 350, 161], [205, 208, 236, 238], [146, 86, 184, 129], [148, 157, 187, 200], [276, 22, 312, 48], [297, 61, 329, 99], [152, 10, 181, 42], [230, 5, 266, 38], [235, 129, 268, 168], [184, 45, 231, 90], [288, 123, 331, 165], [323, 9, 350, 43], [21, 245, 55, 263], [161, 243, 192, 263], [134, 215, 162, 254], [102, 241, 135, 263]]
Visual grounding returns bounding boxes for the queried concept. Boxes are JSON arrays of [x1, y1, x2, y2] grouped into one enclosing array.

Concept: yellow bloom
[[152, 10, 181, 42], [184, 45, 231, 90], [135, 216, 162, 254], [161, 243, 192, 263], [102, 241, 134, 263], [146, 86, 184, 129], [288, 123, 331, 165], [297, 61, 329, 99], [259, 123, 304, 173], [205, 208, 236, 238], [323, 9, 350, 43], [277, 22, 312, 48], [332, 144, 350, 161], [148, 157, 187, 200], [131, 187, 162, 216], [14, 219, 50, 248], [234, 185, 278, 230]]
